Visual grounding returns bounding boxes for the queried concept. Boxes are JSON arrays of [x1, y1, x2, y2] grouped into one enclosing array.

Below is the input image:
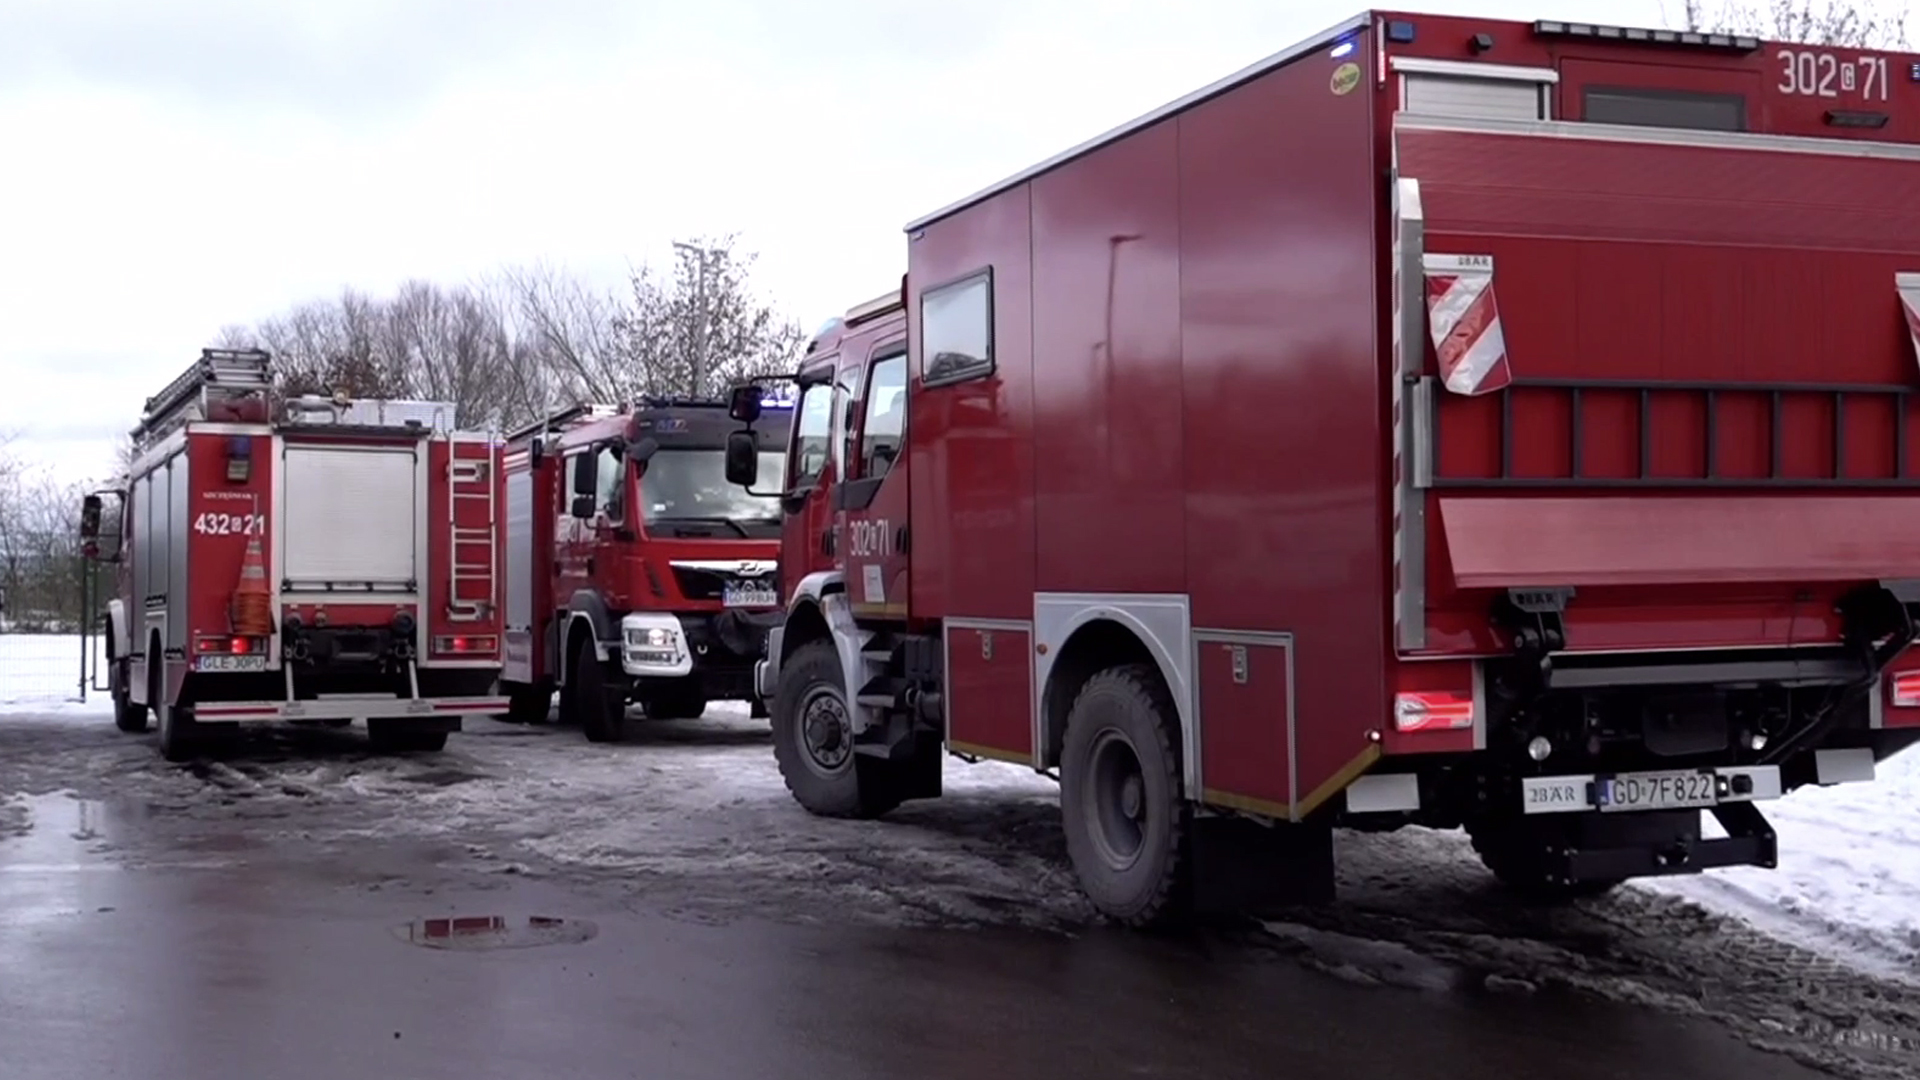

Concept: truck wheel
[[772, 639, 900, 819], [111, 658, 149, 734], [1467, 818, 1624, 903], [638, 683, 706, 721], [504, 684, 554, 724], [571, 645, 629, 743], [1059, 663, 1190, 928]]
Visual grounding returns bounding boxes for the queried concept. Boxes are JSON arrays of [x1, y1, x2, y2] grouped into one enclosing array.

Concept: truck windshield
[[641, 448, 785, 525]]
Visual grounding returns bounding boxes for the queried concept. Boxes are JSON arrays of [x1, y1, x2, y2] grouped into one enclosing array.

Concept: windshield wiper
[[655, 515, 753, 538]]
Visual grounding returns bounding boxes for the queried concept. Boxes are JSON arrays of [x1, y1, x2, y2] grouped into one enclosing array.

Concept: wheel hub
[[1085, 730, 1149, 870], [799, 688, 852, 774]]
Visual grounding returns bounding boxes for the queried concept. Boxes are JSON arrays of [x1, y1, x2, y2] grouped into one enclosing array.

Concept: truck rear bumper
[[193, 696, 510, 723]]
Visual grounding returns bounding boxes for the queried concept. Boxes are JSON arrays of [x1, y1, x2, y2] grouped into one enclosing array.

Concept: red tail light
[[1890, 672, 1920, 708], [197, 635, 266, 655], [433, 635, 498, 655], [1394, 691, 1475, 733]]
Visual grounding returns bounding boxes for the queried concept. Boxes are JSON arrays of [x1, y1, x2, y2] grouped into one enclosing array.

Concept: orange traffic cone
[[231, 533, 273, 637]]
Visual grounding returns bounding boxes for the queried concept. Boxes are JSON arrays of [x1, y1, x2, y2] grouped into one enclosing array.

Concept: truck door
[[555, 441, 628, 614], [841, 342, 910, 619], [779, 361, 839, 593]]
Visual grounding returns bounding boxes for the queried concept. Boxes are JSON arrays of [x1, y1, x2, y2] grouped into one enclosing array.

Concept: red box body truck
[[726, 11, 1920, 924]]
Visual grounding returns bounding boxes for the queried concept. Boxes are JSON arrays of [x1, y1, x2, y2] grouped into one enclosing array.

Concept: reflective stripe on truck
[[193, 696, 510, 722]]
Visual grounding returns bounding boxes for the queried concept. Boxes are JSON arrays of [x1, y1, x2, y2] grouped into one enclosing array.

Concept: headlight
[[626, 626, 674, 648]]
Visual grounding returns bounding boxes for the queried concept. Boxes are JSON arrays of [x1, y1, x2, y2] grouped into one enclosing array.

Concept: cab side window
[[596, 444, 625, 522], [833, 364, 865, 479], [789, 380, 834, 488], [860, 350, 908, 478]]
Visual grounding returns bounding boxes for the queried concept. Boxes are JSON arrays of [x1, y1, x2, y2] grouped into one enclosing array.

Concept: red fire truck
[[81, 348, 510, 761], [496, 398, 793, 740], [724, 11, 1920, 926]]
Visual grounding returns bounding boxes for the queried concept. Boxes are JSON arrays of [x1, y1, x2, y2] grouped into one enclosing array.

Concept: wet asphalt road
[[0, 791, 1828, 1080]]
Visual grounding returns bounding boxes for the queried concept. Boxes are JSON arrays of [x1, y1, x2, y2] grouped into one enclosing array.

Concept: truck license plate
[[196, 654, 267, 673], [722, 580, 777, 608], [1597, 769, 1718, 814]]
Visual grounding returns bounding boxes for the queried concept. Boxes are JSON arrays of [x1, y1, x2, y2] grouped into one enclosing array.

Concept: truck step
[[855, 693, 896, 710], [861, 648, 893, 665]]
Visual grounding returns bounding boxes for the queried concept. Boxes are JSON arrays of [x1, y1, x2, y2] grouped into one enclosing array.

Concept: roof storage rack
[[132, 348, 274, 449]]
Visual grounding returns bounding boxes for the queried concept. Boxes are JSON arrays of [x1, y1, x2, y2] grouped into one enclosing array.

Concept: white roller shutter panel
[[281, 444, 419, 589]]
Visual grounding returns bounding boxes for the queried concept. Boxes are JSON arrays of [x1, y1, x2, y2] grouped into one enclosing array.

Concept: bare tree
[[1677, 0, 1910, 46], [495, 262, 633, 411], [208, 235, 808, 433], [630, 235, 809, 399]]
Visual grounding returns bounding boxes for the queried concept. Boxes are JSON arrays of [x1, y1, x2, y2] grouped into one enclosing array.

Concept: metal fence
[[0, 557, 110, 707], [0, 628, 92, 705]]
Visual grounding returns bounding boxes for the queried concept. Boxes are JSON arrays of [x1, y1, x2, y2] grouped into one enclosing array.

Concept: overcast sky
[[0, 0, 1780, 479]]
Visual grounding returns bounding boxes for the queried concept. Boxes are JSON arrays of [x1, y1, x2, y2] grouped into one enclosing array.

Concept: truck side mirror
[[570, 493, 595, 519], [728, 384, 763, 424], [724, 431, 759, 487], [79, 494, 102, 539], [627, 436, 660, 468], [571, 450, 598, 497]]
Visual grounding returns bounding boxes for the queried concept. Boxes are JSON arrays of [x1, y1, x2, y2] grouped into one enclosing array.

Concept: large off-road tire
[[1059, 663, 1191, 929], [1466, 817, 1624, 903], [570, 643, 629, 743], [771, 639, 901, 819], [637, 681, 706, 721], [367, 722, 450, 753], [111, 657, 149, 734], [503, 683, 554, 724]]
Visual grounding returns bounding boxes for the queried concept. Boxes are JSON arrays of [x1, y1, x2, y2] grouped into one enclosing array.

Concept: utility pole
[[673, 241, 720, 396]]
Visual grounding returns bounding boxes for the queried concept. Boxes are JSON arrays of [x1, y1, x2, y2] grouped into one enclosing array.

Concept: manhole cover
[[392, 914, 598, 950]]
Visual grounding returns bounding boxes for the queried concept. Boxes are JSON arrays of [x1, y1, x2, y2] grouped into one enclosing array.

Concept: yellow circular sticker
[[1330, 61, 1361, 96]]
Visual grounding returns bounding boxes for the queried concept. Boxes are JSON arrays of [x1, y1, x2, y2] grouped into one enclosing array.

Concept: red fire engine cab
[[497, 397, 793, 740], [81, 348, 510, 761], [726, 11, 1920, 926]]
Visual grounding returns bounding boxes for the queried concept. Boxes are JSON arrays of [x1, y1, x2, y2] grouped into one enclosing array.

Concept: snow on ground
[[1639, 746, 1920, 984], [0, 633, 101, 706]]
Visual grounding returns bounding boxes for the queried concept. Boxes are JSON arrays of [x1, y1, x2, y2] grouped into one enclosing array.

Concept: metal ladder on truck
[[447, 442, 498, 622], [131, 348, 275, 451]]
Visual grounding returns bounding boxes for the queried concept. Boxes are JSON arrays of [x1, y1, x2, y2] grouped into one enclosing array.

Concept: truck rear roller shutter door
[[282, 444, 419, 591]]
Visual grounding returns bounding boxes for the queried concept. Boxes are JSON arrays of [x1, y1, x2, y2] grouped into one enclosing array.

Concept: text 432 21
[[192, 512, 266, 536]]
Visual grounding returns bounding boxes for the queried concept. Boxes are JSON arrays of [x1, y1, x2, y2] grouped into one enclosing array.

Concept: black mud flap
[[1190, 817, 1335, 914]]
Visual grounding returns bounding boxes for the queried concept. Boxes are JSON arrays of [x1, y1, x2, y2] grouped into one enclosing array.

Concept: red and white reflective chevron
[[1896, 272, 1920, 370], [1423, 254, 1512, 396]]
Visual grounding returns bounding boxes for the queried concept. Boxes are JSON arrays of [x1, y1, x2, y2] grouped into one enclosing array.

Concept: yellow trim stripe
[[1201, 788, 1290, 819], [947, 739, 1031, 766], [1293, 744, 1383, 820]]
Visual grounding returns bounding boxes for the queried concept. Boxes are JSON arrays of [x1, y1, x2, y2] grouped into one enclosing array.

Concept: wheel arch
[[559, 590, 617, 684], [1034, 595, 1193, 793]]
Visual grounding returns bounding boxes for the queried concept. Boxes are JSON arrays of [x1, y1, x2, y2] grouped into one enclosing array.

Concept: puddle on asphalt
[[0, 790, 115, 871], [391, 914, 599, 951]]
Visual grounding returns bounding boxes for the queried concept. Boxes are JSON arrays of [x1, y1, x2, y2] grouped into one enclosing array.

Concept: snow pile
[[1639, 745, 1920, 982]]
